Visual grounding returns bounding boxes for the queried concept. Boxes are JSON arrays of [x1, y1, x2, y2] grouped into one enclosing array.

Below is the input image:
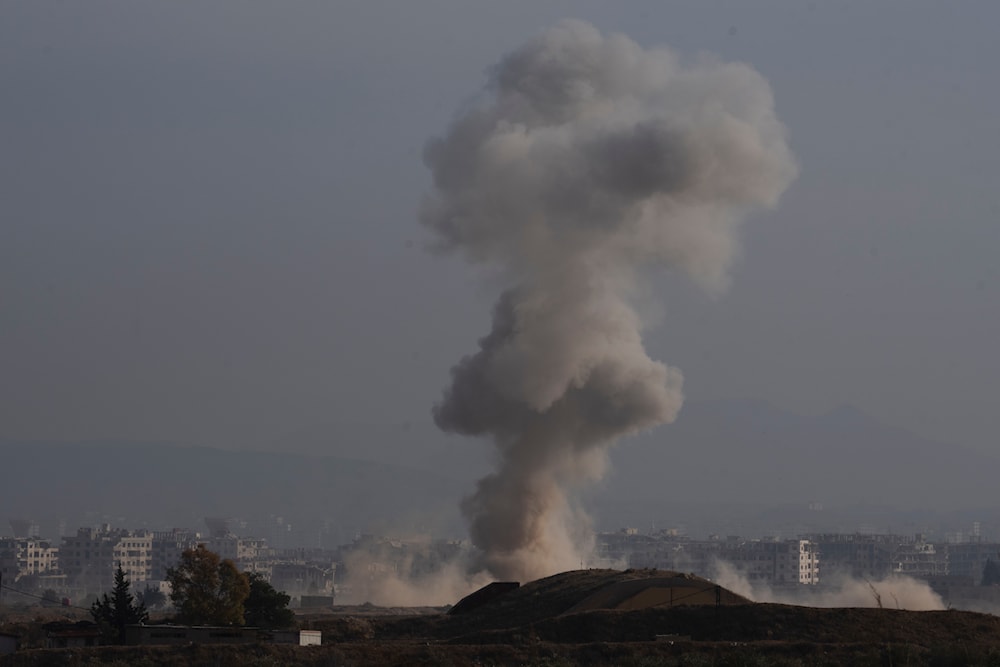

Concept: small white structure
[[272, 629, 322, 646], [299, 630, 321, 646]]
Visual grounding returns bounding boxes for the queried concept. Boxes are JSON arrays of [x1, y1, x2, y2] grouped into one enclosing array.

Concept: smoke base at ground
[[336, 542, 492, 607], [711, 560, 945, 611]]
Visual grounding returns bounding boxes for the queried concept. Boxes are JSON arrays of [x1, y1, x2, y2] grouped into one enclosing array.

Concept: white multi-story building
[[23, 538, 60, 576], [790, 539, 821, 584], [0, 537, 59, 582], [113, 532, 154, 583]]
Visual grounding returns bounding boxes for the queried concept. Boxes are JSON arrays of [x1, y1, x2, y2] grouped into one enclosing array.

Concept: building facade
[[0, 538, 59, 582], [60, 526, 152, 594]]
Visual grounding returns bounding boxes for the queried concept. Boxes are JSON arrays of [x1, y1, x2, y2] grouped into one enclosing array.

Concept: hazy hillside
[[0, 442, 467, 543], [4, 399, 998, 544], [597, 398, 1000, 533]]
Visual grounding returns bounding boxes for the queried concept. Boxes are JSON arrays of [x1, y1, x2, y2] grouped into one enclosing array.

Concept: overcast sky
[[2, 1, 998, 462]]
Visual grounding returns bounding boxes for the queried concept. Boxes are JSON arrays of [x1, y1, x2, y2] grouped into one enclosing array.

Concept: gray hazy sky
[[2, 1, 998, 460]]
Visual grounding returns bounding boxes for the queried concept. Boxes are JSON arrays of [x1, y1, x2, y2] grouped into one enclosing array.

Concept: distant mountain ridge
[[597, 398, 1000, 533], [2, 399, 997, 544], [0, 441, 468, 543]]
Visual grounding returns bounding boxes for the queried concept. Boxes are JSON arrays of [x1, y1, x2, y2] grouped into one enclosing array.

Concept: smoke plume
[[422, 20, 797, 581]]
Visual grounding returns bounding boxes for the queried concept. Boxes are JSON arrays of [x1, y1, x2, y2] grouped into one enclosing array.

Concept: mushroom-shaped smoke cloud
[[421, 20, 797, 581]]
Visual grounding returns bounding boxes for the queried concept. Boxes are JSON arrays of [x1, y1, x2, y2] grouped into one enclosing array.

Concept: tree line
[[90, 544, 294, 644]]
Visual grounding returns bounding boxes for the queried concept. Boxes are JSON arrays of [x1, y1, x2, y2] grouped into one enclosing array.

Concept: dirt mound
[[357, 568, 750, 643], [565, 573, 749, 613], [447, 569, 747, 622], [361, 569, 1000, 649], [457, 569, 747, 621], [449, 581, 520, 615]]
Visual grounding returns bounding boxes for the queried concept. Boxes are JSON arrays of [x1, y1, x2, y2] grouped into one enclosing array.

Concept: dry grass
[[6, 570, 1000, 666]]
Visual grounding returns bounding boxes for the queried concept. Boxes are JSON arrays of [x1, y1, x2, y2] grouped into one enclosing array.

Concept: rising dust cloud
[[342, 19, 797, 603], [338, 547, 492, 607], [421, 19, 797, 584], [711, 561, 946, 611]]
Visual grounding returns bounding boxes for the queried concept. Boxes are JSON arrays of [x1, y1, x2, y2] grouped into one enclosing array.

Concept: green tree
[[166, 544, 250, 626], [90, 564, 149, 644], [243, 572, 295, 629], [137, 585, 167, 610]]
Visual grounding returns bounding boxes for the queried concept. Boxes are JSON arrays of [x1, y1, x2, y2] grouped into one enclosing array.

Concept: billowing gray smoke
[[422, 20, 797, 581]]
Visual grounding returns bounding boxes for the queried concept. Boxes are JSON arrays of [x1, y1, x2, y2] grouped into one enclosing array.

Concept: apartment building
[[206, 535, 270, 573], [719, 538, 820, 585], [808, 533, 954, 579], [596, 532, 820, 586], [946, 542, 1000, 583], [60, 526, 152, 594], [0, 538, 59, 581], [149, 530, 201, 581], [893, 537, 947, 577], [269, 562, 334, 597]]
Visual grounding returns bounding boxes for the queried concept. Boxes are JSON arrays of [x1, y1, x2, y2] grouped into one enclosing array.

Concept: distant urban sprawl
[[3, 518, 1000, 612]]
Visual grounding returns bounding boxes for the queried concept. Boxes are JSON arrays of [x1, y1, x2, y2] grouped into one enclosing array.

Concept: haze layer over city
[[3, 1, 999, 570]]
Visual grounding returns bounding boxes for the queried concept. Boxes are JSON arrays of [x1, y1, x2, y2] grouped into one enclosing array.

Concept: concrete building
[[43, 622, 101, 649], [719, 539, 820, 585], [595, 531, 820, 586], [946, 542, 1000, 584], [893, 536, 947, 577], [207, 535, 270, 573], [0, 537, 59, 581], [270, 562, 334, 599], [600, 530, 680, 569], [149, 529, 202, 581], [808, 533, 952, 579], [147, 530, 273, 588], [0, 539, 20, 589], [808, 533, 899, 579], [60, 526, 153, 594]]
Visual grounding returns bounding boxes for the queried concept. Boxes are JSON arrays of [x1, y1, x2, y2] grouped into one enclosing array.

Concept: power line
[[0, 582, 92, 612]]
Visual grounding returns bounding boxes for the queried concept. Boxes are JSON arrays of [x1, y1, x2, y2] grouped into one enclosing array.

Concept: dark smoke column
[[421, 20, 797, 581]]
